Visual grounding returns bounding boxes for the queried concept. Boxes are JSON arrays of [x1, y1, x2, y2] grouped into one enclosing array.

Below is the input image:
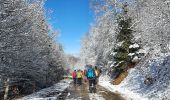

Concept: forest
[[0, 0, 170, 100], [79, 0, 170, 100]]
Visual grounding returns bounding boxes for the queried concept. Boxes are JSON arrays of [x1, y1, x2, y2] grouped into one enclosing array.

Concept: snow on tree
[[79, 0, 170, 99], [79, 0, 119, 69], [126, 0, 170, 84], [128, 43, 141, 63], [64, 54, 79, 75], [131, 0, 170, 54], [0, 0, 67, 97], [110, 3, 134, 75]]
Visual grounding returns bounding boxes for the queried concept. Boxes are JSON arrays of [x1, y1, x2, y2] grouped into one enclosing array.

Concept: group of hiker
[[72, 69, 84, 85], [72, 65, 101, 93]]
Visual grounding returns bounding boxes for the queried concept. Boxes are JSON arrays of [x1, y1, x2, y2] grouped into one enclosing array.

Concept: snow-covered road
[[20, 79, 125, 100], [64, 81, 124, 100]]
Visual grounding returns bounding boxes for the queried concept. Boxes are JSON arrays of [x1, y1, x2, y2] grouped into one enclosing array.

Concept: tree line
[[0, 0, 68, 98], [79, 0, 170, 77]]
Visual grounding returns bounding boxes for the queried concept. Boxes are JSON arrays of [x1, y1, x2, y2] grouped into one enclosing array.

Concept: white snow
[[109, 62, 116, 68], [99, 53, 170, 100], [21, 79, 72, 100], [99, 74, 148, 100], [128, 53, 135, 56], [132, 56, 140, 63], [165, 0, 170, 3], [22, 97, 57, 100], [129, 43, 139, 49], [117, 41, 125, 47], [137, 49, 147, 54], [110, 52, 117, 56], [115, 61, 124, 67], [89, 93, 105, 100], [108, 61, 113, 64], [99, 74, 111, 82]]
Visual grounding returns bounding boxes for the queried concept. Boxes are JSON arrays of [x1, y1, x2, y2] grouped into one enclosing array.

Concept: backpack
[[87, 68, 95, 78]]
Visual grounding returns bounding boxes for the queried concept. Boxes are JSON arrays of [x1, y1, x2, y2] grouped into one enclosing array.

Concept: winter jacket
[[72, 71, 77, 78], [77, 71, 82, 78]]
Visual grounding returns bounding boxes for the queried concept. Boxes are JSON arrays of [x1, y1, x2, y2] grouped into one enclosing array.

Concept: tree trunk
[[4, 78, 9, 100]]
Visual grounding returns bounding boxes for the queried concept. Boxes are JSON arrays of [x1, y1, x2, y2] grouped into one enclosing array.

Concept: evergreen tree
[[112, 3, 133, 74]]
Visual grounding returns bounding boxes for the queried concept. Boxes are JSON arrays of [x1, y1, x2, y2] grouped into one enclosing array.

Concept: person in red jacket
[[72, 70, 77, 85]]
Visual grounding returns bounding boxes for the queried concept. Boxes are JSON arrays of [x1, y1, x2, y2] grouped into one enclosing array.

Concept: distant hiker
[[86, 65, 96, 93], [77, 69, 83, 85], [80, 70, 84, 77], [83, 69, 88, 82], [84, 68, 87, 77], [72, 70, 77, 85]]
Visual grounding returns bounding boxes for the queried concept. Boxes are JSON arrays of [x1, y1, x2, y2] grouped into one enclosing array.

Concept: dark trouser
[[77, 78, 82, 85], [89, 79, 96, 93], [95, 78, 99, 85], [73, 78, 76, 84]]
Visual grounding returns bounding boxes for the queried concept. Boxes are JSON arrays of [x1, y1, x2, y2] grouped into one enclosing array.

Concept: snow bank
[[120, 54, 170, 100], [99, 53, 170, 100], [99, 74, 148, 100], [21, 79, 72, 100]]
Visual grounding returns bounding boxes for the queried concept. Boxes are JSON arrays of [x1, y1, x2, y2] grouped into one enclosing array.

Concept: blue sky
[[44, 0, 94, 55]]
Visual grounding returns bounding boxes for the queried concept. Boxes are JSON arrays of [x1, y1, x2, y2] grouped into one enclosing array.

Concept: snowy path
[[21, 79, 125, 100], [88, 93, 105, 100], [66, 82, 125, 100]]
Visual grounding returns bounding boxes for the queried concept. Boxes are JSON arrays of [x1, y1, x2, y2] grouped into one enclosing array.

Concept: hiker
[[72, 70, 77, 85], [83, 68, 88, 82], [94, 66, 101, 84], [86, 65, 96, 93], [77, 69, 83, 85]]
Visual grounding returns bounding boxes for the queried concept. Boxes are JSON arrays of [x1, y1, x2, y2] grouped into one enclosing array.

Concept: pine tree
[[113, 3, 133, 74]]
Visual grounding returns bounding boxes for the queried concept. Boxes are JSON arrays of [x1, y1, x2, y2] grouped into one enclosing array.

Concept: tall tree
[[112, 3, 133, 73], [0, 0, 66, 96], [132, 0, 170, 54]]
